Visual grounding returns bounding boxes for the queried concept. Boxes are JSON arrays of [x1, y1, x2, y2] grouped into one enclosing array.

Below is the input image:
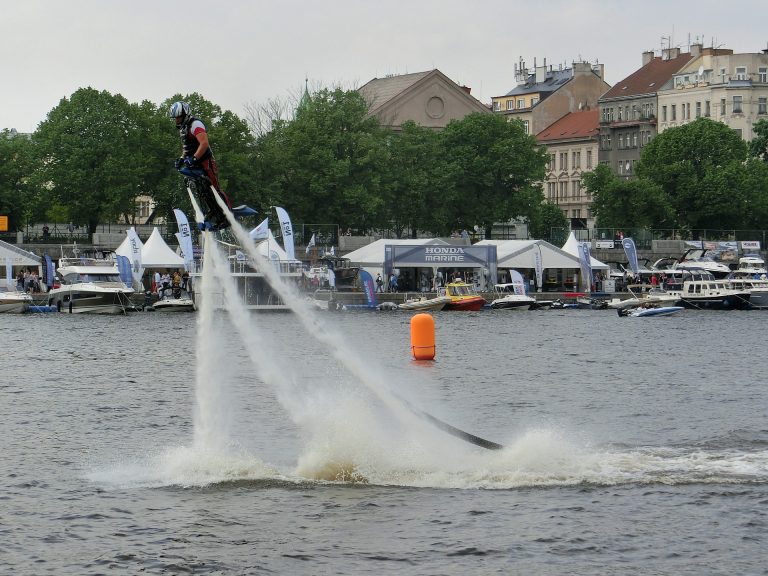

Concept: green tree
[[527, 201, 569, 243], [748, 118, 768, 161], [379, 122, 448, 237], [582, 164, 674, 228], [33, 88, 150, 233], [0, 131, 37, 231], [636, 118, 747, 229], [254, 88, 386, 232], [439, 113, 548, 238]]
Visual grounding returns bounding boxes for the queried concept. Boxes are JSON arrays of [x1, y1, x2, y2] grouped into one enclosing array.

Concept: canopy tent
[[1, 240, 41, 289], [0, 239, 41, 268], [474, 239, 594, 271], [115, 231, 144, 261], [344, 238, 451, 277], [253, 229, 301, 262], [561, 232, 610, 270], [141, 227, 185, 268]]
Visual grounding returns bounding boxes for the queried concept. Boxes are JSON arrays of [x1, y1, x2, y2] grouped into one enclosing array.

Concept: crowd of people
[[152, 270, 190, 299], [16, 270, 42, 293]]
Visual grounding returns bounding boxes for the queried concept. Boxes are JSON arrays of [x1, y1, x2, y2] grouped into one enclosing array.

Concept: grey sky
[[3, 0, 767, 133]]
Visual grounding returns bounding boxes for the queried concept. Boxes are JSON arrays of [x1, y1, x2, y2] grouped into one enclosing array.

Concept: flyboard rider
[[170, 101, 233, 227]]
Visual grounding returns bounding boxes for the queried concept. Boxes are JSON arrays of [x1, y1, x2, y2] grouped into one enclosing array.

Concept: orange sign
[[0, 216, 8, 232]]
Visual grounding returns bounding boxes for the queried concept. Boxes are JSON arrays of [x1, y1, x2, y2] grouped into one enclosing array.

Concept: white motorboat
[[46, 255, 135, 314], [607, 285, 681, 310], [618, 305, 684, 317], [662, 268, 751, 310], [398, 295, 451, 311], [0, 289, 33, 313], [731, 255, 767, 278], [489, 283, 537, 310], [654, 249, 731, 279], [152, 288, 196, 312]]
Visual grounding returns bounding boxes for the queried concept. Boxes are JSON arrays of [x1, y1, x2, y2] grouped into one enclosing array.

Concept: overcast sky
[[3, 0, 767, 133]]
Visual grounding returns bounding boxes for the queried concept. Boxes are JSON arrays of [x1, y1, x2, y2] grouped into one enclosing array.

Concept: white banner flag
[[126, 227, 144, 289], [173, 209, 194, 271], [274, 207, 295, 260], [249, 217, 269, 240]]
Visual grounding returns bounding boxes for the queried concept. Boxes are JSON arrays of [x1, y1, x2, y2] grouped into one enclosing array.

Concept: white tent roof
[[141, 227, 185, 268], [344, 238, 451, 268], [474, 239, 600, 270], [115, 231, 144, 260], [560, 232, 610, 270], [254, 229, 300, 261], [0, 239, 41, 267]]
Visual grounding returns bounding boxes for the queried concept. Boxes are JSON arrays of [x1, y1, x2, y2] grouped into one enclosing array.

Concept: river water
[[2, 304, 767, 575]]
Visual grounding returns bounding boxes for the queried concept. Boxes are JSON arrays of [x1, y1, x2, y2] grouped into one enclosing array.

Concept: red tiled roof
[[601, 52, 694, 99], [536, 109, 599, 142]]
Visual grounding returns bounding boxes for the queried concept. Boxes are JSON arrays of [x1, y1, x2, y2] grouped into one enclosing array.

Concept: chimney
[[662, 47, 681, 60], [690, 43, 703, 58], [535, 60, 547, 83], [573, 61, 592, 76], [642, 50, 655, 66]]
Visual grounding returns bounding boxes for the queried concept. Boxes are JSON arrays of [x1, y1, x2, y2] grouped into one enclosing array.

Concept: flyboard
[[192, 185, 505, 452], [179, 166, 256, 231]]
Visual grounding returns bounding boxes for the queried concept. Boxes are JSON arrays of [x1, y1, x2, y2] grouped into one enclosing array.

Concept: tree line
[[0, 86, 565, 240], [584, 117, 768, 233]]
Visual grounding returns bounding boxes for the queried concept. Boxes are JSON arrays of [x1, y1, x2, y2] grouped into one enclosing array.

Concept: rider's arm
[[192, 130, 210, 162]]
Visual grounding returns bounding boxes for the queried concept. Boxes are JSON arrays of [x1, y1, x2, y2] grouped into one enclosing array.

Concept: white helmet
[[169, 101, 190, 120]]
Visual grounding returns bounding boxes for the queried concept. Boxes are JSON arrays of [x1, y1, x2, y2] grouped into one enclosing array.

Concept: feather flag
[[622, 237, 639, 275], [306, 233, 316, 254], [532, 243, 543, 292], [126, 227, 144, 288], [173, 210, 194, 271], [274, 207, 295, 260], [578, 242, 593, 293], [249, 217, 269, 240]]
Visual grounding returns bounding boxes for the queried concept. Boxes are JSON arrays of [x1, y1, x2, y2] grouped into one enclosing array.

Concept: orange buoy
[[410, 313, 436, 360]]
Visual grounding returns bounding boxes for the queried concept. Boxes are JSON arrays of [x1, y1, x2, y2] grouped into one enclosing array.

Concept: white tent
[[343, 238, 451, 278], [253, 229, 300, 262], [141, 227, 185, 268], [0, 239, 41, 268], [475, 239, 592, 272], [561, 232, 610, 270], [115, 232, 144, 260]]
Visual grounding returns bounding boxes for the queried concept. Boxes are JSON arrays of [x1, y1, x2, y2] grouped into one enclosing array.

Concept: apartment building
[[657, 44, 768, 140], [492, 59, 609, 135], [537, 109, 600, 229], [598, 47, 694, 178]]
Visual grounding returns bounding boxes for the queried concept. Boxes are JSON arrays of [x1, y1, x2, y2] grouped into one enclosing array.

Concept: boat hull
[[153, 299, 196, 312], [47, 287, 134, 314], [399, 296, 451, 311], [630, 306, 684, 317], [444, 297, 485, 311], [678, 293, 751, 310]]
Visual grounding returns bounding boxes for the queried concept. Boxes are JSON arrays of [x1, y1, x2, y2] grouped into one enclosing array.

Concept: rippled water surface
[[2, 307, 767, 575]]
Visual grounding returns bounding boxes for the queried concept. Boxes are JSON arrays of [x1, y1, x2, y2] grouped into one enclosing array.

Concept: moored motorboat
[[439, 281, 486, 311], [46, 254, 135, 314], [152, 288, 196, 312], [0, 290, 33, 313], [618, 305, 684, 317], [489, 283, 536, 311], [663, 269, 751, 310], [398, 295, 452, 311]]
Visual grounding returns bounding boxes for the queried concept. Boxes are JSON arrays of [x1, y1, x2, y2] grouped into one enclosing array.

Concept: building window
[[695, 102, 701, 118], [549, 153, 556, 170], [759, 68, 768, 82], [531, 97, 539, 107], [733, 95, 743, 114], [559, 181, 567, 200], [573, 151, 581, 169], [734, 128, 743, 139], [560, 152, 568, 171], [572, 180, 580, 199], [721, 98, 727, 116], [759, 97, 767, 115], [517, 98, 525, 109], [586, 150, 593, 169], [735, 67, 747, 81], [618, 161, 624, 175], [705, 101, 711, 117], [671, 104, 677, 120], [633, 132, 638, 147], [506, 100, 514, 111], [606, 134, 611, 149], [618, 134, 624, 149], [493, 101, 500, 112], [686, 103, 691, 120], [662, 105, 667, 121], [522, 120, 529, 134], [618, 107, 623, 121]]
